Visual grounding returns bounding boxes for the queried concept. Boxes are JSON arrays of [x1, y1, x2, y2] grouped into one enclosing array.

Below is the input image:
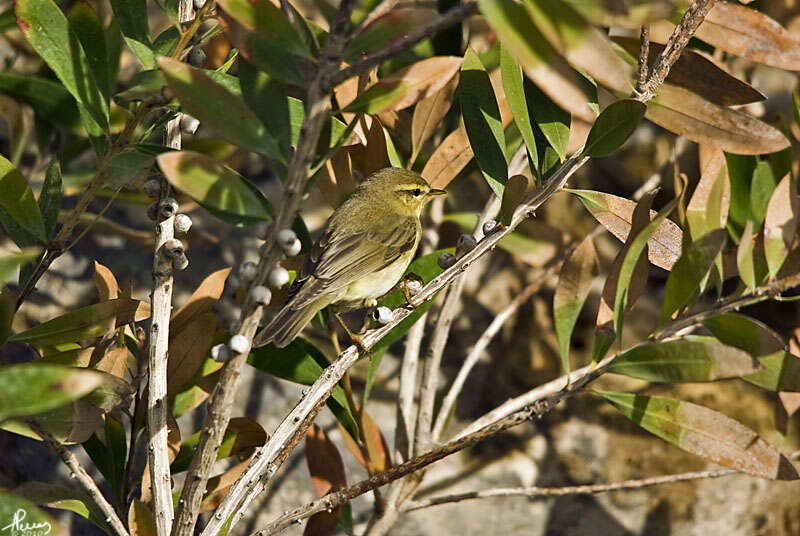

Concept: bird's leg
[[375, 273, 425, 305], [334, 311, 370, 354], [327, 316, 342, 355]]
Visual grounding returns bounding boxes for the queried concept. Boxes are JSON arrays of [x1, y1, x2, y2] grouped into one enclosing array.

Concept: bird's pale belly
[[336, 250, 415, 310]]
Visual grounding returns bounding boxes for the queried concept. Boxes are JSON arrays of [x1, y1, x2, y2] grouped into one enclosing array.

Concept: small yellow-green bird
[[254, 167, 446, 348]]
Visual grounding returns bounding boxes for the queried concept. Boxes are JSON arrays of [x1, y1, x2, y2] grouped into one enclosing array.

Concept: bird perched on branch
[[254, 167, 446, 349]]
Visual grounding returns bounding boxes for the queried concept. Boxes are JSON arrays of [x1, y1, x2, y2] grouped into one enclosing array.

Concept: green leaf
[[16, 0, 109, 130], [500, 45, 538, 171], [724, 153, 757, 233], [8, 298, 149, 346], [583, 99, 646, 157], [0, 154, 46, 243], [158, 151, 273, 225], [13, 482, 108, 533], [82, 417, 127, 510], [750, 161, 778, 227], [248, 339, 359, 440], [597, 391, 798, 480], [0, 490, 57, 535], [0, 363, 104, 420], [525, 80, 571, 163], [109, 0, 156, 68], [607, 338, 761, 382], [660, 229, 727, 325], [171, 417, 267, 473], [702, 313, 800, 392], [68, 1, 110, 103], [158, 57, 283, 162], [39, 160, 62, 240], [0, 73, 80, 130], [613, 197, 678, 334], [0, 248, 41, 286], [216, 0, 310, 59], [736, 220, 757, 291], [554, 236, 598, 375], [460, 48, 507, 198]]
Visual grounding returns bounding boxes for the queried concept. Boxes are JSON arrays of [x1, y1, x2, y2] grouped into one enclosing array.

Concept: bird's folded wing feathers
[[289, 218, 418, 309]]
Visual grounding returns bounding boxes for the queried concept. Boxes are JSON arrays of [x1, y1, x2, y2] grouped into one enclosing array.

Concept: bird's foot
[[401, 273, 424, 304]]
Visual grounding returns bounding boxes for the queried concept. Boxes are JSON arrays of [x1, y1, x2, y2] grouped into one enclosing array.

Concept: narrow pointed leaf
[[763, 174, 799, 278], [660, 229, 727, 325], [0, 249, 41, 285], [613, 197, 678, 333], [736, 220, 757, 291], [607, 339, 761, 382], [68, 1, 110, 102], [216, 0, 310, 59], [646, 84, 789, 155], [0, 363, 104, 420], [159, 57, 282, 161], [598, 390, 798, 480], [500, 45, 538, 170], [39, 160, 62, 240], [108, 0, 156, 68], [304, 424, 347, 536], [16, 0, 109, 130], [459, 49, 507, 198], [583, 99, 646, 157], [158, 151, 273, 225], [0, 155, 46, 243], [525, 81, 571, 162], [750, 161, 778, 227], [569, 189, 683, 270], [554, 236, 598, 375], [478, 0, 596, 122], [8, 298, 150, 346], [411, 73, 459, 166]]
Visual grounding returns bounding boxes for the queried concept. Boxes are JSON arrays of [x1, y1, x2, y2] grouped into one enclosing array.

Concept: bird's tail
[[253, 297, 330, 348]]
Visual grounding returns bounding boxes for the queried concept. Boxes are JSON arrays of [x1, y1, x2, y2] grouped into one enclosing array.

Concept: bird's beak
[[428, 189, 447, 197]]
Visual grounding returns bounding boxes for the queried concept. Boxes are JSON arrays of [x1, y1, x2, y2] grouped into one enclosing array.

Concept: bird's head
[[360, 168, 446, 217]]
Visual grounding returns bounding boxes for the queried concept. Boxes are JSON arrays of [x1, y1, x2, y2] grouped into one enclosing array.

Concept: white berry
[[268, 267, 290, 288], [228, 335, 249, 355], [210, 344, 230, 362], [249, 285, 272, 305], [238, 261, 258, 282], [372, 306, 393, 325]]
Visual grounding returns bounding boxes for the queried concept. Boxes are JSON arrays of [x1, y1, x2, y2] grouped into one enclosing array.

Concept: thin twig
[[26, 418, 130, 536], [253, 398, 560, 535], [403, 469, 737, 512], [432, 280, 542, 440], [637, 0, 716, 101], [636, 26, 650, 94], [326, 2, 478, 89], [187, 4, 358, 535]]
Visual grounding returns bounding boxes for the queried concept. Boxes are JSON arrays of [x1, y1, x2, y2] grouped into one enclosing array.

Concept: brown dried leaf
[[646, 84, 789, 155], [352, 117, 390, 176], [318, 147, 356, 208], [698, 1, 800, 71], [411, 73, 459, 164], [128, 500, 156, 536], [361, 410, 391, 473], [346, 56, 463, 114], [572, 190, 684, 270], [422, 124, 473, 189], [167, 311, 219, 397], [764, 174, 800, 278], [304, 424, 347, 535], [613, 37, 765, 106], [779, 392, 800, 417], [94, 345, 131, 379], [198, 459, 250, 513], [170, 268, 231, 334], [93, 261, 119, 301], [687, 147, 730, 240]]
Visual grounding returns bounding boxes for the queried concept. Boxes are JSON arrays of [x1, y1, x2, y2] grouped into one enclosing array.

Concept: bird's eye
[[411, 188, 422, 196]]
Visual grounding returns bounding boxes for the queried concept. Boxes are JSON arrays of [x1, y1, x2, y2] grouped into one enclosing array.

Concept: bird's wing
[[288, 217, 418, 309]]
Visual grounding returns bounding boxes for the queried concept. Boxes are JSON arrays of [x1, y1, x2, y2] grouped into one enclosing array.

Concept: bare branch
[[253, 398, 560, 535], [26, 418, 130, 536], [636, 26, 650, 94], [432, 280, 542, 440], [404, 469, 738, 512], [638, 0, 716, 101], [187, 3, 358, 535]]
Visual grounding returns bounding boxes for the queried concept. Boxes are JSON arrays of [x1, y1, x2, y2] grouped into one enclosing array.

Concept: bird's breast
[[337, 249, 416, 309]]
